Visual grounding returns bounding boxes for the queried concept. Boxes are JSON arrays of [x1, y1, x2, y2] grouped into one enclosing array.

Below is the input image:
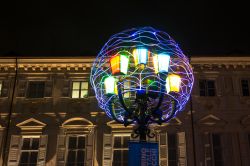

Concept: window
[[66, 135, 86, 166], [241, 79, 250, 96], [0, 81, 2, 96], [212, 134, 223, 166], [112, 135, 130, 166], [72, 81, 88, 98], [199, 79, 216, 96], [27, 81, 45, 98], [168, 134, 178, 166], [19, 137, 39, 166]]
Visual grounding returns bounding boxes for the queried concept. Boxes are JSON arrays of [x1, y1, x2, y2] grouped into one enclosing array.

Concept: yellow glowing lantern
[[110, 53, 129, 75], [104, 76, 118, 95], [166, 74, 181, 93]]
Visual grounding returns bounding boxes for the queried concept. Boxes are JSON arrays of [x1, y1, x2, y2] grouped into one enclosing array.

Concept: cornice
[[191, 56, 250, 70], [0, 56, 250, 71]]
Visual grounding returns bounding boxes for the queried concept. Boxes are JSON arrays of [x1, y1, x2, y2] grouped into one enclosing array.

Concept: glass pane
[[67, 150, 76, 163], [77, 150, 85, 163], [168, 134, 177, 148], [73, 82, 80, 90], [200, 89, 206, 96], [20, 152, 29, 163], [113, 150, 122, 163], [68, 137, 77, 149], [169, 160, 178, 166], [31, 138, 39, 150], [72, 90, 80, 98], [207, 80, 215, 88], [212, 134, 221, 147], [242, 80, 249, 96], [123, 150, 128, 163], [81, 82, 88, 90], [123, 136, 130, 148], [168, 149, 177, 160], [80, 90, 88, 98], [78, 136, 85, 149], [199, 80, 206, 89], [199, 80, 206, 96], [114, 137, 122, 148], [30, 152, 38, 164], [208, 89, 215, 96], [36, 82, 45, 98], [28, 82, 45, 98], [22, 138, 31, 150]]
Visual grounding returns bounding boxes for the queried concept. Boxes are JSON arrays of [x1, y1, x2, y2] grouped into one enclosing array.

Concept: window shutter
[[103, 134, 112, 166], [17, 80, 27, 97], [177, 132, 186, 166], [62, 80, 70, 97], [203, 133, 212, 166], [37, 135, 48, 166], [8, 135, 21, 166], [44, 81, 53, 97], [1, 80, 10, 97], [86, 133, 94, 166], [159, 133, 167, 165], [56, 135, 67, 166]]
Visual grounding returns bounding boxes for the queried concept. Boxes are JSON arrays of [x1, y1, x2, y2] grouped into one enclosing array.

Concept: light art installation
[[90, 27, 194, 139]]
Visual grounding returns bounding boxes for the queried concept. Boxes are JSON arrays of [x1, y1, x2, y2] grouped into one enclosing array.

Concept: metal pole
[[189, 55, 197, 166], [2, 57, 18, 166]]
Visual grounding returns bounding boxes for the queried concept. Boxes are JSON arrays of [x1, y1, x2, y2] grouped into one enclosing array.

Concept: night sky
[[0, 1, 249, 57]]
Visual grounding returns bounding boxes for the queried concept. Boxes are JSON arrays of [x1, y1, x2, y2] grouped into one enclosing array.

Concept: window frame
[[71, 81, 89, 99], [112, 133, 130, 166], [66, 134, 86, 166], [240, 79, 250, 96], [19, 135, 40, 166], [26, 81, 46, 98], [199, 79, 216, 97]]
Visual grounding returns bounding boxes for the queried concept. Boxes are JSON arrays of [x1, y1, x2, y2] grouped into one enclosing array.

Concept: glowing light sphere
[[90, 27, 194, 123]]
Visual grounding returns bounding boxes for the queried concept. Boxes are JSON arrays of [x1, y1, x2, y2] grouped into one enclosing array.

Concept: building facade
[[0, 56, 250, 166]]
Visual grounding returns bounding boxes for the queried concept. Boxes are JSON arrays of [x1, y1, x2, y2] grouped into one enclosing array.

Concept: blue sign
[[128, 141, 159, 166]]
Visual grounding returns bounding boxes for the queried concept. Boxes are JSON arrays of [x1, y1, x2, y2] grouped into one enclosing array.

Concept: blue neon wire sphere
[[90, 27, 194, 123]]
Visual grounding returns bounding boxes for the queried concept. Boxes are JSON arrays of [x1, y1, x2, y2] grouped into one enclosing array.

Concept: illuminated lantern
[[104, 76, 118, 95], [110, 53, 129, 75], [166, 74, 181, 93], [132, 48, 149, 66], [153, 53, 170, 73]]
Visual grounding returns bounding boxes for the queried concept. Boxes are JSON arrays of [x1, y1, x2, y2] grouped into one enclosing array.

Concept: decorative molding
[[107, 120, 133, 129], [62, 117, 94, 129], [16, 118, 46, 131], [198, 114, 227, 126]]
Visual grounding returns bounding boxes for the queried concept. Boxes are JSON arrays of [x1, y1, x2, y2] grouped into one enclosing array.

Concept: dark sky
[[0, 1, 249, 57]]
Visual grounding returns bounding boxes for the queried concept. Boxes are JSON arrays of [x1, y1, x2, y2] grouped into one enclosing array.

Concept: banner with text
[[128, 141, 159, 166]]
